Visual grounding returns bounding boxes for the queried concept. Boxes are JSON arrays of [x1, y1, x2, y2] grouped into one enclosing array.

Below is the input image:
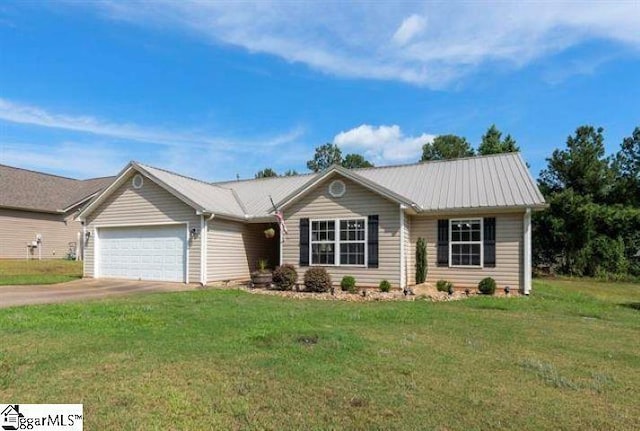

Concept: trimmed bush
[[436, 279, 453, 293], [272, 264, 298, 290], [478, 277, 497, 295], [340, 276, 357, 293], [415, 237, 427, 284], [304, 267, 332, 292], [379, 279, 391, 293]]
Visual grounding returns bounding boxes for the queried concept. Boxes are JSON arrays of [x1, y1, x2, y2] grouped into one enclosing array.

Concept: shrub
[[415, 237, 427, 284], [340, 276, 357, 293], [304, 267, 332, 292], [379, 279, 391, 292], [436, 279, 453, 293], [272, 264, 298, 290], [478, 277, 497, 295]]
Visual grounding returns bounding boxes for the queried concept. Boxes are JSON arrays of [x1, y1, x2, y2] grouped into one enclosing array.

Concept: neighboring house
[[0, 165, 114, 259], [77, 153, 546, 293]]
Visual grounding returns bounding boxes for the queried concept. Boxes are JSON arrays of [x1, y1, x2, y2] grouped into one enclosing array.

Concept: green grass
[[1, 279, 639, 430], [0, 259, 83, 285]]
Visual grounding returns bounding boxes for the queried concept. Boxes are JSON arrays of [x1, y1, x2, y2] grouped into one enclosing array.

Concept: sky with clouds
[[0, 1, 638, 180]]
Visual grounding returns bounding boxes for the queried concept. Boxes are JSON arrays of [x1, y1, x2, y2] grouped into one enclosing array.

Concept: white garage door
[[97, 225, 187, 282]]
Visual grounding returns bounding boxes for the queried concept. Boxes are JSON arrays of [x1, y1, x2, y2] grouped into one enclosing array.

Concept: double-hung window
[[450, 219, 482, 266], [310, 218, 366, 266], [311, 220, 335, 265], [339, 219, 365, 265]]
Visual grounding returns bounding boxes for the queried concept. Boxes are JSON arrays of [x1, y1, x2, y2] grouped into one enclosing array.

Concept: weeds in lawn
[[520, 358, 579, 390]]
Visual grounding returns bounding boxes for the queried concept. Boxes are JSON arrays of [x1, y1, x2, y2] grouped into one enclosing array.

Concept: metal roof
[[354, 153, 545, 211], [138, 164, 246, 218], [214, 174, 314, 216], [81, 153, 545, 220]]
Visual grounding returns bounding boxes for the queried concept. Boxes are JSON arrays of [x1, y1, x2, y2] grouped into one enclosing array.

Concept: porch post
[[523, 208, 532, 295]]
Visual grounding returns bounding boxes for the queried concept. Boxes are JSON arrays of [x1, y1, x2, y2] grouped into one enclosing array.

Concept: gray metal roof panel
[[137, 153, 544, 218], [138, 164, 246, 217]]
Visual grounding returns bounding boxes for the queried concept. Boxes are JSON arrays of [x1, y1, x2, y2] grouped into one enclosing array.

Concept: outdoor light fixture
[[504, 286, 511, 295], [190, 228, 199, 239], [85, 231, 91, 240]]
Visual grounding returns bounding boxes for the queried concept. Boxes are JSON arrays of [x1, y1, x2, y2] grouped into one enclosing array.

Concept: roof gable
[[77, 162, 247, 221], [275, 165, 419, 211]]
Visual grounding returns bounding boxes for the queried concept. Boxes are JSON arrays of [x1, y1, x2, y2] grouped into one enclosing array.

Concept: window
[[450, 219, 482, 266], [339, 219, 365, 265], [311, 220, 335, 264], [310, 218, 366, 266]]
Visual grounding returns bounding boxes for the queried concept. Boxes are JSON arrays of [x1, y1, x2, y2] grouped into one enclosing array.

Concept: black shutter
[[367, 215, 379, 268], [484, 217, 496, 267], [437, 219, 449, 267], [299, 218, 310, 267]]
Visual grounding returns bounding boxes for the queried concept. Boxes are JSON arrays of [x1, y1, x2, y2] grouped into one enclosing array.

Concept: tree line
[[253, 124, 640, 279], [254, 124, 520, 178]]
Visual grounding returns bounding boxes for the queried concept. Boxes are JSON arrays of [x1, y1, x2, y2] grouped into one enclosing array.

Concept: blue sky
[[0, 1, 638, 181]]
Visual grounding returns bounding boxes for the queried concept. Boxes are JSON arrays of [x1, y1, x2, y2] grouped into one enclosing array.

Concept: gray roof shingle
[[0, 165, 114, 213]]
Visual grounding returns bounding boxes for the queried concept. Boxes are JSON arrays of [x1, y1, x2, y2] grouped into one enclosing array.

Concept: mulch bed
[[207, 282, 520, 302]]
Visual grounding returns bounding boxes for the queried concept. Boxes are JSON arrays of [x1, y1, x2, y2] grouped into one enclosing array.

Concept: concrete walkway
[[0, 278, 199, 308]]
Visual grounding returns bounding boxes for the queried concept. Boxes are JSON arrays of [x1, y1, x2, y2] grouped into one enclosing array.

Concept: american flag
[[275, 210, 288, 242]]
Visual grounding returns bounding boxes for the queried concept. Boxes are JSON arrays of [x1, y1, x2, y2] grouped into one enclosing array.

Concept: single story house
[[77, 153, 545, 293], [0, 164, 114, 259]]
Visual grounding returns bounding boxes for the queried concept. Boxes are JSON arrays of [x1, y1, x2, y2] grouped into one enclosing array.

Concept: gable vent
[[329, 179, 346, 197], [132, 174, 144, 189]]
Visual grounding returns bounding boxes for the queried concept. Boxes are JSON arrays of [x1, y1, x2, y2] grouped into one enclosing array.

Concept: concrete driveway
[[0, 278, 199, 308]]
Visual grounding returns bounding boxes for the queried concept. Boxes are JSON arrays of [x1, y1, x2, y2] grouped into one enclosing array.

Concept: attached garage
[[96, 224, 187, 282]]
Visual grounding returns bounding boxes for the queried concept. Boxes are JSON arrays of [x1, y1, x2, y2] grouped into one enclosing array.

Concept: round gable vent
[[132, 174, 144, 189], [329, 179, 346, 197]]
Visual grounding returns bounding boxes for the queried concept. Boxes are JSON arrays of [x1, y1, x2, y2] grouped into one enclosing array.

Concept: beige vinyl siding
[[207, 220, 277, 282], [0, 208, 83, 259], [282, 176, 401, 288], [84, 172, 200, 282], [408, 212, 524, 290]]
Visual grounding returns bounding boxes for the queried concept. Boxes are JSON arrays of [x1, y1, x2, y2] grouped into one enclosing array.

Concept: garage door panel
[[98, 225, 186, 282]]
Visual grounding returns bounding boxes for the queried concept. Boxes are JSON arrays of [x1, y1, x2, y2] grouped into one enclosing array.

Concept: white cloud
[[0, 98, 307, 180], [0, 98, 304, 152], [333, 124, 434, 164], [392, 14, 427, 46], [83, 0, 640, 87], [0, 141, 126, 178]]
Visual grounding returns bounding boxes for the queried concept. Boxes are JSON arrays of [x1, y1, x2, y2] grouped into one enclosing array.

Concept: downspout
[[200, 213, 215, 286], [279, 213, 284, 266], [82, 223, 86, 277], [523, 208, 532, 295], [400, 205, 406, 290]]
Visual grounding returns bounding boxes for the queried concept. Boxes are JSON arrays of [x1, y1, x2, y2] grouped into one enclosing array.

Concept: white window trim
[[309, 217, 367, 267], [449, 218, 483, 268]]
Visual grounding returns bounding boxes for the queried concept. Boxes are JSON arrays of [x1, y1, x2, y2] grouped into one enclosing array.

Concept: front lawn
[[0, 259, 83, 285], [1, 278, 638, 429]]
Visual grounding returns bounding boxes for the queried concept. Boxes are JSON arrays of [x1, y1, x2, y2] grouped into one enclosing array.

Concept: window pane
[[451, 241, 481, 266], [339, 243, 364, 265], [312, 243, 334, 265]]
